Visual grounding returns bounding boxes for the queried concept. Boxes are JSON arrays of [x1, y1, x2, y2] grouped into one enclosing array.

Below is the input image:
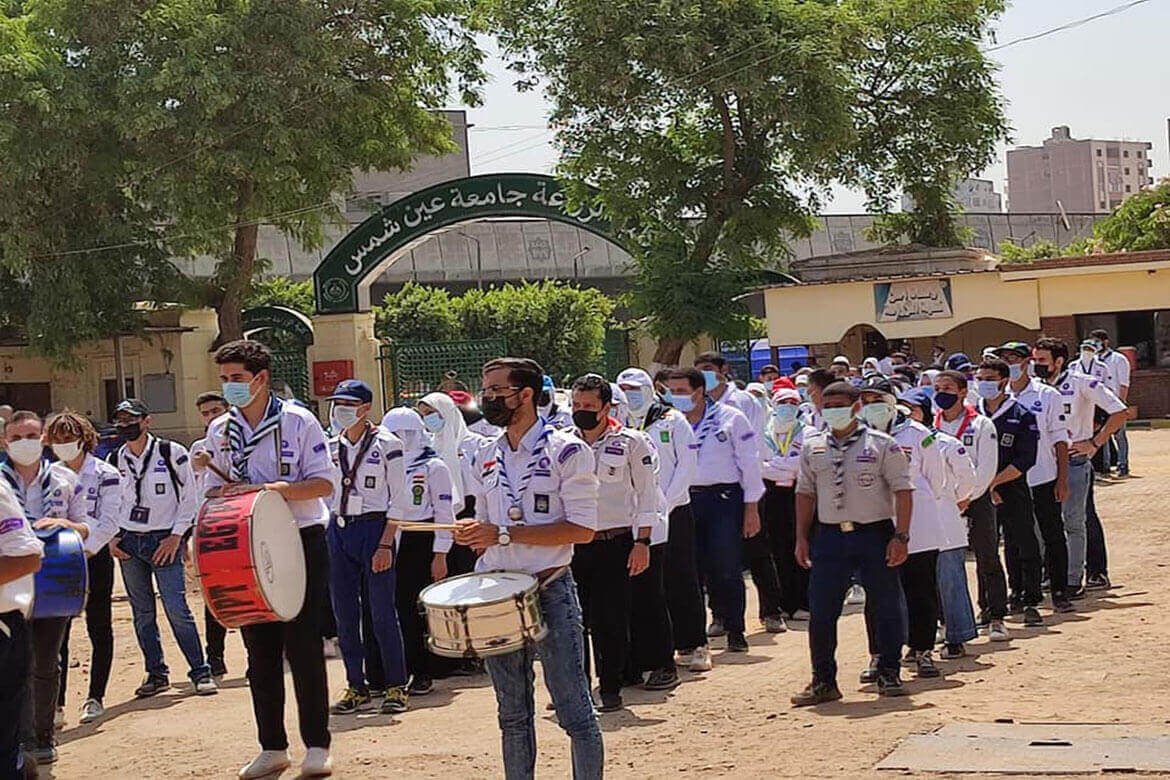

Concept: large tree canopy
[[486, 0, 1008, 362]]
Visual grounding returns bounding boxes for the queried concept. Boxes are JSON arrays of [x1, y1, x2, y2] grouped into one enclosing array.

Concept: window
[[1077, 310, 1170, 369], [1125, 167, 1130, 175], [1126, 185, 1132, 193], [1096, 149, 1102, 156], [1123, 150, 1130, 158], [1138, 151, 1144, 159], [1099, 201, 1107, 210]]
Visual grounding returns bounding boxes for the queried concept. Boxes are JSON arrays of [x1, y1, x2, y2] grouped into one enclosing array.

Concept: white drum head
[[422, 571, 538, 607], [250, 491, 307, 620]]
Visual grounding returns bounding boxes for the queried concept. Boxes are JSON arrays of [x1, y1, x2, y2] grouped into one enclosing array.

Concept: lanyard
[[124, 438, 158, 508], [935, 405, 977, 438], [1, 459, 50, 522], [691, 400, 719, 449], [496, 423, 552, 521], [338, 425, 376, 512], [764, 423, 800, 457]]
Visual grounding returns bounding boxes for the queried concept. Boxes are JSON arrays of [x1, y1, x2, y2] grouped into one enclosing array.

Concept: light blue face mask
[[859, 402, 893, 430], [668, 391, 696, 413], [624, 388, 647, 412], [701, 370, 720, 392], [822, 406, 856, 432], [771, 404, 799, 427], [331, 404, 360, 432], [222, 378, 257, 408], [422, 412, 446, 433], [975, 380, 1003, 400], [1008, 363, 1024, 382]]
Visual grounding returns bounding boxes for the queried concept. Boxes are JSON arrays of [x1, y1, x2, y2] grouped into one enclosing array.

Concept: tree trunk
[[215, 178, 257, 346], [651, 336, 687, 368]]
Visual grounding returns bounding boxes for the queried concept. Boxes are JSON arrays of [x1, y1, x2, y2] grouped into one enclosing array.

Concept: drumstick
[[204, 460, 233, 484], [389, 521, 458, 533]]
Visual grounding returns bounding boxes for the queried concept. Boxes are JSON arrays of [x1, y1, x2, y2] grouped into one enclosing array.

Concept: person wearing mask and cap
[[1070, 338, 1110, 384], [666, 367, 763, 655], [996, 341, 1074, 614], [1089, 328, 1131, 477], [856, 378, 946, 681], [759, 386, 809, 621], [105, 400, 216, 703], [448, 389, 499, 438], [790, 382, 914, 705], [3, 411, 93, 765], [899, 389, 979, 660], [379, 407, 457, 698], [945, 353, 979, 407], [932, 369, 1010, 641], [322, 380, 411, 717], [565, 374, 659, 712], [609, 383, 629, 427], [861, 357, 883, 378], [973, 358, 1042, 627], [694, 352, 766, 434], [758, 365, 781, 385], [616, 367, 697, 685], [537, 375, 573, 430], [1031, 337, 1127, 597]]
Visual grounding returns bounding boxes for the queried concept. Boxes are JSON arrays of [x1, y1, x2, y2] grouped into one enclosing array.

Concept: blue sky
[[461, 0, 1170, 213]]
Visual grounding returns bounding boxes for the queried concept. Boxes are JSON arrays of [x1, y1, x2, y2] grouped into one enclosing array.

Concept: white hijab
[[381, 405, 465, 514], [420, 392, 468, 506]]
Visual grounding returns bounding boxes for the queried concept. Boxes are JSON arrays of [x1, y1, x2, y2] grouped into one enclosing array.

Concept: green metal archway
[[312, 173, 619, 314]]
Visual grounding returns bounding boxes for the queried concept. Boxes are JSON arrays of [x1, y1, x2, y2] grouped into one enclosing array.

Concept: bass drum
[[32, 528, 88, 619]]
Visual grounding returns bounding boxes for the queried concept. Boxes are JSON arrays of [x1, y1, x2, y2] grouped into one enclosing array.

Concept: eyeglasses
[[480, 384, 521, 399]]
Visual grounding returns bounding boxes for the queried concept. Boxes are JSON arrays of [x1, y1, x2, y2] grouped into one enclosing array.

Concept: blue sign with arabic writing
[[873, 279, 954, 322]]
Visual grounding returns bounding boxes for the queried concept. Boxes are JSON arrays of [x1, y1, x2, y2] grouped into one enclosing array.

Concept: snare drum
[[419, 571, 547, 658], [32, 528, 88, 619], [194, 490, 306, 628]]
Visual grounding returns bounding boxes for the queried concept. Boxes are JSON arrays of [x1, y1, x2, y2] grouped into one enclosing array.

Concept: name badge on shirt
[[345, 495, 363, 516], [155, 483, 167, 495], [534, 494, 550, 514], [963, 434, 974, 446], [130, 506, 151, 524], [364, 476, 376, 489], [280, 463, 291, 477], [659, 430, 670, 443], [1001, 433, 1015, 447]]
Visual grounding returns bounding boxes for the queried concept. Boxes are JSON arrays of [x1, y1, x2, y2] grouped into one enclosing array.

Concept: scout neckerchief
[[227, 393, 284, 482], [827, 423, 867, 511], [496, 421, 552, 523], [121, 436, 158, 509], [691, 397, 720, 449], [0, 457, 51, 522], [935, 404, 977, 439], [764, 420, 802, 457], [337, 422, 376, 513], [405, 445, 438, 510]]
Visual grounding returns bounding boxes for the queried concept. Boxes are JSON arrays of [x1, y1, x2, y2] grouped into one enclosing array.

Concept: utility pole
[[569, 246, 591, 280]]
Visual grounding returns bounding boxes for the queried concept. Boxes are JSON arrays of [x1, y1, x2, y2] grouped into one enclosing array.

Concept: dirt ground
[[44, 429, 1170, 779]]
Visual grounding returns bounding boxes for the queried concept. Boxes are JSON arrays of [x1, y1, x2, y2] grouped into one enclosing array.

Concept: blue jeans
[[1064, 456, 1092, 590], [327, 514, 408, 690], [1115, 422, 1129, 472], [484, 572, 603, 780], [936, 548, 978, 645], [118, 530, 210, 681], [689, 484, 746, 634], [808, 521, 904, 685]]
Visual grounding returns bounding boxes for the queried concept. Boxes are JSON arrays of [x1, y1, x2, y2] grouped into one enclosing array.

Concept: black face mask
[[572, 409, 603, 431], [482, 395, 518, 427], [538, 390, 551, 408], [1032, 363, 1053, 380], [116, 423, 142, 443]]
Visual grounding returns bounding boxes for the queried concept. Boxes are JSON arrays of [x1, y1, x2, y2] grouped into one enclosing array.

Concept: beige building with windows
[[1007, 126, 1154, 214]]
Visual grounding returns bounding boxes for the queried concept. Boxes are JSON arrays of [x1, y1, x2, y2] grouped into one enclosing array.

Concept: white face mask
[[1081, 350, 1096, 364], [331, 405, 360, 433], [51, 441, 83, 463], [7, 438, 43, 466]]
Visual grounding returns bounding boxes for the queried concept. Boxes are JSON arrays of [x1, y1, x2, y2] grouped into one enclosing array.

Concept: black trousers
[[395, 529, 438, 683], [205, 606, 226, 663], [628, 544, 674, 673], [571, 532, 633, 697], [865, 550, 938, 653], [1085, 470, 1109, 578], [240, 525, 330, 751], [21, 617, 69, 748], [998, 479, 1042, 606], [1, 611, 29, 777], [744, 487, 784, 620], [1031, 480, 1069, 600], [763, 481, 808, 616], [58, 547, 116, 706], [966, 491, 1008, 620], [663, 505, 707, 651]]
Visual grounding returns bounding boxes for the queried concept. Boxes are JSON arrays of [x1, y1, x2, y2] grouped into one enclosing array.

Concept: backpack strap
[[156, 439, 185, 500]]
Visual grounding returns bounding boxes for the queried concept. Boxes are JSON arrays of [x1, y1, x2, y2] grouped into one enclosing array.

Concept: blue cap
[[327, 379, 373, 404], [898, 388, 933, 421], [945, 352, 974, 372], [542, 375, 555, 392]]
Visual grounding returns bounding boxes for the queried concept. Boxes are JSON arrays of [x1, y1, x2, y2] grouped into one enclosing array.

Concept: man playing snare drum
[[455, 357, 604, 780]]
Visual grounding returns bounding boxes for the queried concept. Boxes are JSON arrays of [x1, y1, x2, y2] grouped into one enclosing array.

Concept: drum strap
[[538, 565, 568, 590], [337, 425, 376, 512]]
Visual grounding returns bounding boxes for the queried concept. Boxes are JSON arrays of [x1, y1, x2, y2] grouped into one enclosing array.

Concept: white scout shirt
[[401, 448, 457, 554], [934, 430, 977, 551], [467, 418, 501, 438], [571, 421, 659, 534], [1, 459, 89, 529], [760, 421, 805, 488], [1011, 378, 1070, 487], [713, 384, 766, 433], [0, 480, 43, 618], [689, 400, 766, 503], [113, 436, 197, 535], [203, 400, 336, 528], [1070, 355, 1110, 384], [458, 430, 492, 502], [1098, 349, 1131, 398], [1049, 370, 1127, 444], [799, 403, 826, 432], [890, 419, 947, 554], [473, 421, 599, 575], [935, 406, 998, 498], [542, 405, 573, 431], [72, 454, 122, 554], [630, 406, 697, 545], [328, 425, 408, 520]]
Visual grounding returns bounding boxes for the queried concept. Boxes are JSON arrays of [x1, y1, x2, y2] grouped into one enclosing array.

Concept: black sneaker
[[407, 676, 434, 696], [941, 643, 965, 660], [876, 671, 907, 697], [1023, 606, 1043, 626], [134, 676, 170, 698], [975, 611, 990, 632], [791, 680, 842, 707], [1007, 598, 1025, 616], [331, 687, 371, 714], [208, 656, 228, 678], [1069, 586, 1087, 600], [727, 632, 749, 653], [859, 655, 880, 684], [381, 686, 408, 714], [30, 743, 57, 765], [915, 651, 940, 678], [1086, 573, 1111, 590], [643, 667, 680, 691], [1053, 596, 1075, 613], [598, 692, 623, 712]]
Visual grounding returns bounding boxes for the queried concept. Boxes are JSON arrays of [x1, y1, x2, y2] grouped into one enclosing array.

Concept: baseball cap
[[327, 379, 373, 404], [995, 341, 1031, 359], [113, 398, 149, 418], [542, 375, 556, 392], [616, 367, 652, 388], [832, 355, 850, 366], [898, 388, 933, 421], [860, 376, 897, 397], [945, 352, 974, 372], [1079, 338, 1100, 351], [446, 389, 474, 406]]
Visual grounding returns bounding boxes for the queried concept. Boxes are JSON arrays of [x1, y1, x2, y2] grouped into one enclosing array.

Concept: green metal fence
[[378, 338, 508, 408], [600, 328, 631, 379]]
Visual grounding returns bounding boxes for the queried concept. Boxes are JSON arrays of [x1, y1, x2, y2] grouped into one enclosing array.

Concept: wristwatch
[[498, 528, 512, 547], [892, 532, 910, 544], [635, 537, 651, 547]]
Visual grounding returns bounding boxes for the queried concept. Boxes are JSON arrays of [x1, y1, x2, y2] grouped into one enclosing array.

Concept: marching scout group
[[0, 328, 1133, 779]]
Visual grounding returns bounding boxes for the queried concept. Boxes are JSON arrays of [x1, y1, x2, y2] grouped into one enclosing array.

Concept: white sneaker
[[689, 646, 713, 672], [79, 698, 104, 724], [988, 621, 1010, 642], [54, 706, 65, 730], [675, 649, 694, 666], [238, 750, 291, 779], [764, 615, 788, 633], [935, 626, 946, 645], [195, 676, 219, 696], [301, 747, 333, 777], [790, 609, 810, 621], [322, 638, 340, 658], [845, 585, 866, 605]]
